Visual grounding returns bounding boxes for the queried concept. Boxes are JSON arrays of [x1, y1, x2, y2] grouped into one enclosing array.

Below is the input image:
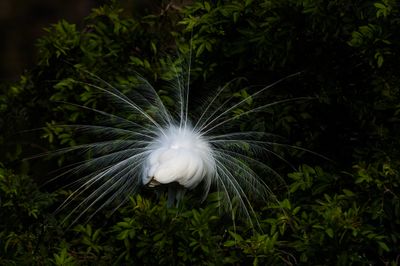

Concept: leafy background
[[1, 0, 399, 265]]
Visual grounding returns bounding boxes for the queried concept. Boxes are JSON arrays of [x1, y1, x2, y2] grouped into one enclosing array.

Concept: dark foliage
[[1, 0, 399, 265]]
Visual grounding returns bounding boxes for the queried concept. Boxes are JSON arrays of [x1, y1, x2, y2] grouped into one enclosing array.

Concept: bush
[[1, 0, 399, 265]]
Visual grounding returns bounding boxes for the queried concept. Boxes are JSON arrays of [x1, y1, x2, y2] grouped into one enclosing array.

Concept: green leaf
[[377, 241, 390, 252], [229, 231, 244, 242], [325, 228, 334, 238]]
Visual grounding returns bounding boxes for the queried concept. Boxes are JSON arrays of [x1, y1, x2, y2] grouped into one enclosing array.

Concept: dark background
[[1, 1, 399, 264], [0, 0, 99, 81]]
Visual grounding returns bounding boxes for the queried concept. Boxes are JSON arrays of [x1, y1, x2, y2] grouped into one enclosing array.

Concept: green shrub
[[1, 0, 400, 265]]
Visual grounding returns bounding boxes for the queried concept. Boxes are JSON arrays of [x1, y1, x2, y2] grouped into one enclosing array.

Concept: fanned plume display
[[41, 60, 308, 227]]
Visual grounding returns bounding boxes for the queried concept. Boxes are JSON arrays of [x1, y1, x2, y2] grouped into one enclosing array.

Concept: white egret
[[46, 60, 304, 227]]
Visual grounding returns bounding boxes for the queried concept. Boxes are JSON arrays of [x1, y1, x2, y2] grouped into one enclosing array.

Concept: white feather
[[143, 125, 215, 189], [44, 63, 307, 227]]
